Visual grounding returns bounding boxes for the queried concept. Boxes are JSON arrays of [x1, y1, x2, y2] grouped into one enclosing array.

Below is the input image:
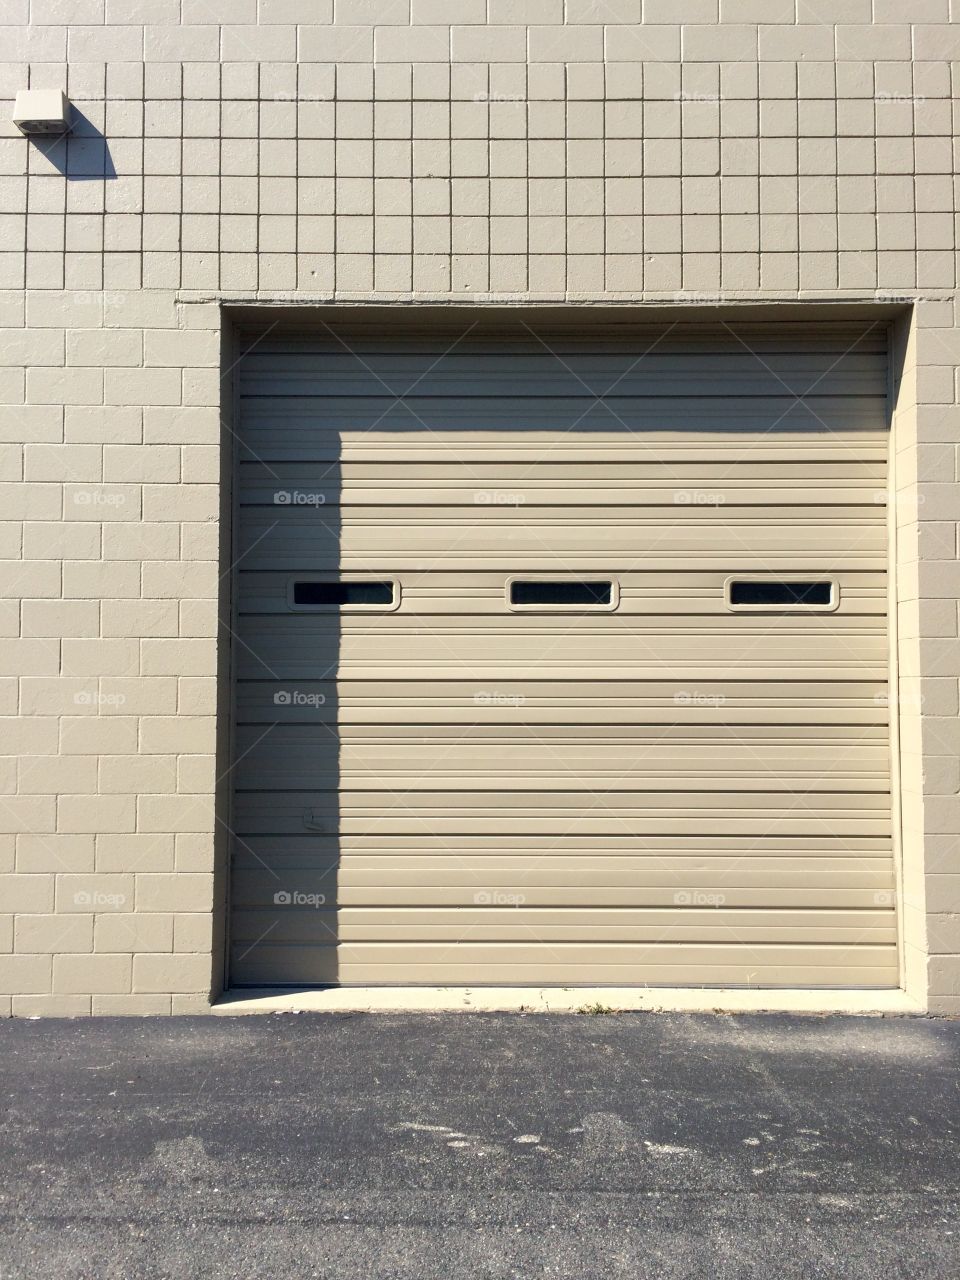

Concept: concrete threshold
[[213, 987, 925, 1016]]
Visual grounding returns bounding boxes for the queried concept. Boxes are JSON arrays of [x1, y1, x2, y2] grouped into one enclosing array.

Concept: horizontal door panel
[[236, 680, 890, 725], [235, 723, 892, 745], [232, 870, 896, 909], [234, 736, 889, 792], [241, 441, 890, 465], [239, 505, 887, 529], [239, 774, 891, 795], [231, 907, 896, 947], [230, 943, 899, 988], [234, 790, 891, 838], [240, 326, 888, 354], [236, 636, 888, 679], [238, 394, 885, 435], [235, 834, 894, 857], [238, 351, 887, 398], [240, 456, 887, 482]]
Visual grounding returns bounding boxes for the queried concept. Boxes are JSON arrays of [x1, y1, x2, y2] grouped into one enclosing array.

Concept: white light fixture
[[12, 89, 71, 136]]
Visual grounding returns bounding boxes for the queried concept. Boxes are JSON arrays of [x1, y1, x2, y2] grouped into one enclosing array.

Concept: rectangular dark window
[[728, 580, 833, 607], [293, 580, 395, 606], [509, 580, 613, 606]]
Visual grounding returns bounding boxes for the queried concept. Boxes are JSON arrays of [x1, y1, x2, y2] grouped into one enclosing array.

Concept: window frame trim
[[723, 575, 840, 614], [504, 575, 621, 614]]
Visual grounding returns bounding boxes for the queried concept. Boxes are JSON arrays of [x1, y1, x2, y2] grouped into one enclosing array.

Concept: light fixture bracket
[[13, 89, 71, 136]]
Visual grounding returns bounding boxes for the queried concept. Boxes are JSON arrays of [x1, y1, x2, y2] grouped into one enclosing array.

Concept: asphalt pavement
[[1, 1011, 958, 1278]]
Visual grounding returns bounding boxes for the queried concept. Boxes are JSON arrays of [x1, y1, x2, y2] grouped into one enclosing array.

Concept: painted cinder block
[[132, 952, 212, 994]]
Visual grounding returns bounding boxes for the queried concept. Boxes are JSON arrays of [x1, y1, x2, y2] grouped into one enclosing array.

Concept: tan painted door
[[229, 318, 897, 989]]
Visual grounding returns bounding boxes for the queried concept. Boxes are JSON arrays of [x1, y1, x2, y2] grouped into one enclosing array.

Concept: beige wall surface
[[0, 4, 957, 1013]]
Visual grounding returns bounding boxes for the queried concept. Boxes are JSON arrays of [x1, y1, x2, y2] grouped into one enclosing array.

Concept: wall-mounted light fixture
[[12, 89, 71, 136]]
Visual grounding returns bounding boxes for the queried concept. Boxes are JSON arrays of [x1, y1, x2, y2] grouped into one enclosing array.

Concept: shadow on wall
[[27, 108, 117, 180], [229, 426, 344, 988]]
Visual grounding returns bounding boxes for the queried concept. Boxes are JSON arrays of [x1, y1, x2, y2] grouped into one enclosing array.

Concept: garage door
[[229, 318, 897, 989]]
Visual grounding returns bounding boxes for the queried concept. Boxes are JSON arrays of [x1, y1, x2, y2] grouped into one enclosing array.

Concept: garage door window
[[289, 579, 400, 610], [725, 578, 838, 612], [507, 578, 620, 611]]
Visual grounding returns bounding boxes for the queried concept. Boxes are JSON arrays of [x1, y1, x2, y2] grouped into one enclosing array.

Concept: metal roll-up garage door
[[228, 317, 897, 990]]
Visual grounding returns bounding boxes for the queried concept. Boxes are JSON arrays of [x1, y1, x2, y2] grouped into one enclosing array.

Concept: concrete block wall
[[894, 300, 960, 1013], [0, 3, 957, 1012], [0, 285, 221, 1016]]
